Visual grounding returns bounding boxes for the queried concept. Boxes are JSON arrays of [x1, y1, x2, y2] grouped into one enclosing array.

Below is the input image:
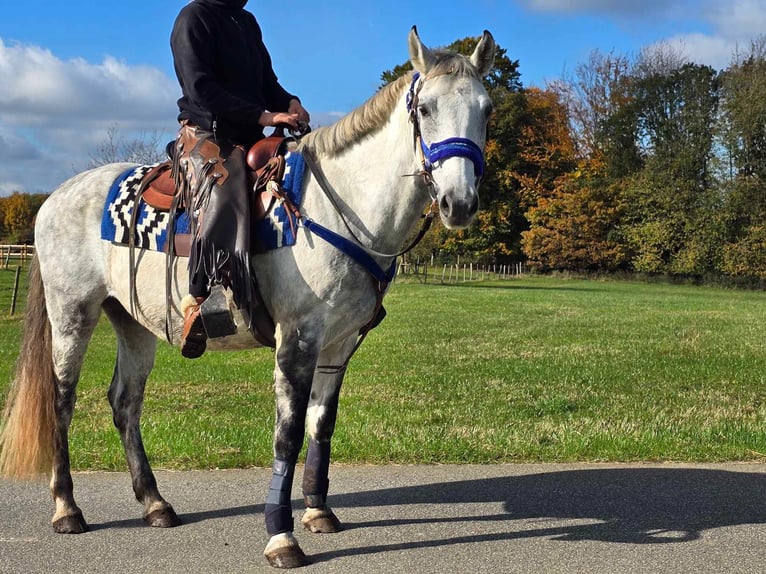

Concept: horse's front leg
[[263, 328, 320, 569], [301, 338, 356, 534]]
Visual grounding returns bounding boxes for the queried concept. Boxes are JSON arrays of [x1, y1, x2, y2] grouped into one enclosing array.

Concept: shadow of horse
[[89, 466, 766, 562], [339, 467, 765, 538], [308, 467, 766, 562]]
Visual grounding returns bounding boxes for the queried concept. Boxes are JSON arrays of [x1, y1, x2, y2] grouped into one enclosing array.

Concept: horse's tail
[[0, 256, 56, 479]]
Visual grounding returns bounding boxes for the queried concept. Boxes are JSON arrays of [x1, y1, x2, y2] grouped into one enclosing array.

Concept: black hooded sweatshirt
[[170, 0, 297, 148]]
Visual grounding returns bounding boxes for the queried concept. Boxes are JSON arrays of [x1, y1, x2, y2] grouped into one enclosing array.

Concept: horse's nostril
[[439, 195, 451, 216], [468, 195, 479, 217]]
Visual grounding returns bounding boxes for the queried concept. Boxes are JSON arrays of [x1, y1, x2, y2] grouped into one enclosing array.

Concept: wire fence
[[0, 246, 528, 315], [396, 257, 527, 284]]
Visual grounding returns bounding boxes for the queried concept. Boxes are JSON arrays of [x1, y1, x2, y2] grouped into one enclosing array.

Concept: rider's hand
[[288, 99, 310, 125], [258, 111, 301, 128]]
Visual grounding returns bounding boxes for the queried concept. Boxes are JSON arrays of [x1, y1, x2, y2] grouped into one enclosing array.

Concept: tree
[[523, 174, 630, 271], [381, 35, 528, 262], [88, 124, 166, 168], [520, 55, 637, 271], [717, 38, 766, 278], [551, 50, 640, 177], [3, 193, 33, 243], [626, 59, 721, 274], [0, 197, 6, 240]]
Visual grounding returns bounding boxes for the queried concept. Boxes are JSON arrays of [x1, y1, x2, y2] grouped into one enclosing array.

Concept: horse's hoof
[[303, 513, 343, 534], [144, 506, 182, 528], [52, 512, 89, 534], [302, 507, 343, 534], [264, 546, 311, 569]]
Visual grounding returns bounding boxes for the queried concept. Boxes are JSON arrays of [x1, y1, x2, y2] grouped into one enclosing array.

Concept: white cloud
[[657, 33, 736, 72], [705, 0, 766, 39], [0, 37, 350, 196], [0, 180, 25, 196], [0, 39, 177, 126], [650, 1, 766, 70], [0, 38, 179, 194], [523, 0, 766, 73]]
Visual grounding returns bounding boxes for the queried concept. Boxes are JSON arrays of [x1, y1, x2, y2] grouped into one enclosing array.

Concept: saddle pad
[[100, 163, 189, 253], [100, 152, 306, 253], [256, 150, 305, 250]]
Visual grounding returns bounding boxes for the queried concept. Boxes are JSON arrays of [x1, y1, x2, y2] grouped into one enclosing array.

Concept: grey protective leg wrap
[[265, 459, 295, 535], [303, 439, 330, 508]]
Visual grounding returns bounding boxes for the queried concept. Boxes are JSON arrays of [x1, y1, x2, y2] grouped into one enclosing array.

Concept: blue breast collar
[[302, 217, 397, 285]]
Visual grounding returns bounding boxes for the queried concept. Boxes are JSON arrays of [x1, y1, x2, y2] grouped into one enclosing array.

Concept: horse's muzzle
[[439, 188, 479, 229]]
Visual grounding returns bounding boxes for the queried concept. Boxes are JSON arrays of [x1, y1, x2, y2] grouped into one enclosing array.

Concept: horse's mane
[[301, 51, 480, 157]]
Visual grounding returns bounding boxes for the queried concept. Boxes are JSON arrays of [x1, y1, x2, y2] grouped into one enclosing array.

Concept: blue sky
[[1, 0, 763, 194]]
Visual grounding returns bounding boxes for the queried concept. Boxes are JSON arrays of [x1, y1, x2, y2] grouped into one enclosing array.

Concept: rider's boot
[[180, 295, 208, 358]]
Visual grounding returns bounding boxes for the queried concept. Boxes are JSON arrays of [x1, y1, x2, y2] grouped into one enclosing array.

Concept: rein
[[302, 149, 436, 261], [300, 71, 487, 373]]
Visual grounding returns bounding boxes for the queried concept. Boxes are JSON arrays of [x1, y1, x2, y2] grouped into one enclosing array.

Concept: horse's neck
[[304, 110, 427, 254]]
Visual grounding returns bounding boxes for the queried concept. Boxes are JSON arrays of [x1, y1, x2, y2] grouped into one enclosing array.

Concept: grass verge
[[1, 270, 765, 469]]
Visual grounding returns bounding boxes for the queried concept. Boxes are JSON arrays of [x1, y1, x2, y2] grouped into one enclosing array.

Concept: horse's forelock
[[426, 51, 482, 80]]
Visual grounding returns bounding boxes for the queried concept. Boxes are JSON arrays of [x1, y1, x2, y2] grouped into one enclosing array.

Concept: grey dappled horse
[[0, 28, 495, 568]]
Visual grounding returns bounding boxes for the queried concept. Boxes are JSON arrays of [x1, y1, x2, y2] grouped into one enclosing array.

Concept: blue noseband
[[407, 72, 486, 178], [419, 136, 485, 178]]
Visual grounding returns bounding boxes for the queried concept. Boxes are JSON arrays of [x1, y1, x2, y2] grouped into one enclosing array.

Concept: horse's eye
[[418, 104, 431, 118]]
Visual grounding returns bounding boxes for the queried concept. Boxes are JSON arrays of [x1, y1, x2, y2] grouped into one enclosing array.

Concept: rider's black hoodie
[[170, 0, 297, 147]]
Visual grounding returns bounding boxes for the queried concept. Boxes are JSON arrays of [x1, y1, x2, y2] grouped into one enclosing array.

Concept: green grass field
[[1, 266, 765, 470]]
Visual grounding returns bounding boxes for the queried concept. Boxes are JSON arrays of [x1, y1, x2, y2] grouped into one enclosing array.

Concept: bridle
[[299, 69, 489, 373], [302, 70, 488, 262], [405, 71, 486, 190]]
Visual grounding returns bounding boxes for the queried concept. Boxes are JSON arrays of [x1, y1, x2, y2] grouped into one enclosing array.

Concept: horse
[[0, 27, 495, 568]]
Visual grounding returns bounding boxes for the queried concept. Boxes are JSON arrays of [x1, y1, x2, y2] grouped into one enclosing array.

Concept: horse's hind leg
[[102, 299, 181, 528], [47, 298, 103, 533]]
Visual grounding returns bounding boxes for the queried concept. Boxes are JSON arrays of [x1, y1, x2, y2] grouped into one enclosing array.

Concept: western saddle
[[136, 133, 297, 256]]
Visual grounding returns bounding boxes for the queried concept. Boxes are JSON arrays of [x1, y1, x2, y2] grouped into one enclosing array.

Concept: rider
[[170, 0, 310, 358]]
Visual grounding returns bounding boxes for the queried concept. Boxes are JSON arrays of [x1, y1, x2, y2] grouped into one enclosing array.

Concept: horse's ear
[[408, 26, 436, 74], [470, 30, 496, 77]]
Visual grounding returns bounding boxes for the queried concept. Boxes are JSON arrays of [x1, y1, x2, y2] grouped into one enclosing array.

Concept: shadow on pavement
[[312, 467, 766, 562], [85, 466, 766, 563]]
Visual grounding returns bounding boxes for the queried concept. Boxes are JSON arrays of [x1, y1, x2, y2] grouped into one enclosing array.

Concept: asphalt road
[[1, 463, 765, 574]]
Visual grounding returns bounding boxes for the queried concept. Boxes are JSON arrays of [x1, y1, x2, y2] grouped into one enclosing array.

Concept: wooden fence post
[[10, 265, 21, 316]]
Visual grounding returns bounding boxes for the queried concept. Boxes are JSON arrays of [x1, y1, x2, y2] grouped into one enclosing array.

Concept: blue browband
[[407, 72, 486, 178]]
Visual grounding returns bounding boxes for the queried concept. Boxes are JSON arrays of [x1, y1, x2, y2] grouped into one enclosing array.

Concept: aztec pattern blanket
[[100, 151, 306, 253]]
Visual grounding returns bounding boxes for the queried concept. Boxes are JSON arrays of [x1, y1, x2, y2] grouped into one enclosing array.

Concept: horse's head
[[407, 27, 495, 229]]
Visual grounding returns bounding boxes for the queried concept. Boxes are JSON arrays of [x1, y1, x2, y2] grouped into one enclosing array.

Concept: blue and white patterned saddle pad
[[100, 151, 306, 253]]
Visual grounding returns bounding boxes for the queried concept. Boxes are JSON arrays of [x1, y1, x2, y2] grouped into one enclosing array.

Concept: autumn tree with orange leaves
[[518, 87, 630, 271]]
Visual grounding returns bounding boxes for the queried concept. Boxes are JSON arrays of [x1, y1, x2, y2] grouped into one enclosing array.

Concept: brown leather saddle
[[129, 134, 299, 349], [139, 134, 295, 249]]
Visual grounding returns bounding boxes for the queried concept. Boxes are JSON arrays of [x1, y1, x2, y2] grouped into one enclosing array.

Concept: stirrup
[[199, 286, 238, 339]]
